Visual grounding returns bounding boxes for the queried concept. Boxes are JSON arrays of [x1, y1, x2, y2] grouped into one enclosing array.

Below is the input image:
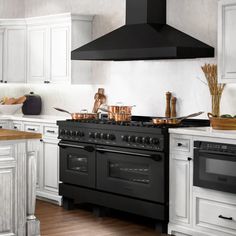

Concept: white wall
[[1, 0, 236, 118], [0, 0, 25, 18]]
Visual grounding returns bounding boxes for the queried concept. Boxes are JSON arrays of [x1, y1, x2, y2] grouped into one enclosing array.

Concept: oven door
[[194, 148, 236, 194], [59, 141, 96, 188], [96, 146, 165, 203]]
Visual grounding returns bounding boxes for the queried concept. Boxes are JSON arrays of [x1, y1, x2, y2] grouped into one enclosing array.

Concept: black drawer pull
[[0, 126, 2, 129], [46, 130, 55, 134], [28, 128, 36, 131], [219, 215, 233, 221], [188, 157, 192, 161], [177, 143, 183, 147], [14, 126, 18, 129]]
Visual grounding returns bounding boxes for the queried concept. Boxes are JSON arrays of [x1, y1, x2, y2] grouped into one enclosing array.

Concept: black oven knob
[[95, 132, 101, 139], [79, 131, 85, 137], [135, 136, 143, 143], [128, 136, 135, 142], [121, 135, 128, 142], [71, 131, 77, 136], [89, 132, 95, 138], [152, 138, 160, 145], [65, 130, 71, 136], [143, 137, 150, 144], [101, 133, 108, 140], [108, 134, 116, 141], [60, 129, 65, 135]]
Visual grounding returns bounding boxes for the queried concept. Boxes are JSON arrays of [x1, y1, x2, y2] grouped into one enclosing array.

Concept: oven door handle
[[96, 148, 162, 161], [58, 142, 95, 152]]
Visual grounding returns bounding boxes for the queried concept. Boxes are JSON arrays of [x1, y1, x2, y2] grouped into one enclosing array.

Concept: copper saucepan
[[152, 112, 204, 125], [102, 103, 135, 120], [54, 107, 98, 120], [99, 107, 131, 122]]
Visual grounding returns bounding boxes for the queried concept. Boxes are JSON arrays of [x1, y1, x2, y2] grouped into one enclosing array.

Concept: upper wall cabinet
[[26, 14, 93, 84], [0, 20, 26, 83], [218, 0, 236, 83]]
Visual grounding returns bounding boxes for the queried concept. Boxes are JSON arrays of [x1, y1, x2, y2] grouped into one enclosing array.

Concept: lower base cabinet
[[37, 138, 61, 204]]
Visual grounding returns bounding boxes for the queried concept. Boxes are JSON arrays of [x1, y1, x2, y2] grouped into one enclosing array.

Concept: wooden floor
[[36, 200, 168, 236]]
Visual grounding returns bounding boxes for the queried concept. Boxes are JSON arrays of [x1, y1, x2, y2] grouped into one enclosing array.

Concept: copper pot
[[106, 103, 135, 120], [54, 107, 98, 120], [114, 112, 131, 122]]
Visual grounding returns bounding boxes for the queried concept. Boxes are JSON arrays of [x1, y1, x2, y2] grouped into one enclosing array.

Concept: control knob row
[[121, 135, 159, 145], [89, 132, 116, 141], [60, 129, 84, 137]]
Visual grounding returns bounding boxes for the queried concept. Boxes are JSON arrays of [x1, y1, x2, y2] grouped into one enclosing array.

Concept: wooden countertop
[[0, 129, 42, 141]]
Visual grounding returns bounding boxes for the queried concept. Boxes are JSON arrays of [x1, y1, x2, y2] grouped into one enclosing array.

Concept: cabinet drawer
[[0, 121, 9, 129], [43, 126, 58, 138], [0, 145, 14, 161], [12, 122, 22, 131], [24, 123, 40, 133], [172, 137, 190, 153], [195, 196, 236, 233]]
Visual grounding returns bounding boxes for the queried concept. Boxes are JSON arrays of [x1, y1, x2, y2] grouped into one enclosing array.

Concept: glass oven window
[[67, 153, 88, 173], [108, 161, 150, 184], [206, 158, 236, 177]]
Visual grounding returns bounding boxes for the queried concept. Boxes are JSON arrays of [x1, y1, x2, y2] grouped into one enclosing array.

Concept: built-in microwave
[[193, 141, 236, 194]]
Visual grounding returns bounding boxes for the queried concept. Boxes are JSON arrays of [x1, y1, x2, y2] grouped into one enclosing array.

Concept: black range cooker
[[57, 116, 209, 232]]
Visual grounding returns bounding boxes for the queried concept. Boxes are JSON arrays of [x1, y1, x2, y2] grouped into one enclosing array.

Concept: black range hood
[[71, 0, 214, 61]]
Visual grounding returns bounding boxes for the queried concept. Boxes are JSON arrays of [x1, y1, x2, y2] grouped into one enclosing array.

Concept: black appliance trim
[[71, 0, 214, 61]]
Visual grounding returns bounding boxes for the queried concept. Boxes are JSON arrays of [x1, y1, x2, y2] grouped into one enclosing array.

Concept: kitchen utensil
[[171, 97, 177, 118], [98, 107, 131, 122], [22, 92, 42, 115], [152, 112, 204, 125], [54, 107, 98, 120], [104, 103, 135, 120], [208, 113, 236, 130], [165, 92, 172, 118]]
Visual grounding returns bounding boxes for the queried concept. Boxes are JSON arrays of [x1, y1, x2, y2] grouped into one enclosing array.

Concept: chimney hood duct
[[71, 0, 214, 61]]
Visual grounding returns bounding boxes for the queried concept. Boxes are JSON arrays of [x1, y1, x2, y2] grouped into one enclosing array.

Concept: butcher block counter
[[0, 129, 41, 140], [0, 129, 42, 236]]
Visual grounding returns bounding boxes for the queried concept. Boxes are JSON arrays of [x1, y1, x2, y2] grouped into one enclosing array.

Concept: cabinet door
[[50, 25, 70, 83], [170, 154, 192, 225], [43, 138, 59, 193], [0, 29, 4, 83], [4, 27, 26, 83], [0, 161, 17, 235], [27, 27, 49, 83], [218, 0, 236, 83]]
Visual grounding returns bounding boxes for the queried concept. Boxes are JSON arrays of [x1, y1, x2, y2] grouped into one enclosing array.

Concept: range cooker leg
[[155, 221, 168, 234], [93, 206, 110, 217], [63, 197, 75, 210]]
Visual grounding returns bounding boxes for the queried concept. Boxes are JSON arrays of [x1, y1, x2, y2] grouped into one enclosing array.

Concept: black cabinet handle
[[44, 81, 50, 84], [218, 215, 233, 221], [14, 126, 18, 129], [46, 130, 55, 134], [0, 80, 3, 83], [28, 128, 36, 131], [177, 143, 183, 147], [4, 81, 7, 83], [188, 157, 192, 161], [0, 126, 2, 129]]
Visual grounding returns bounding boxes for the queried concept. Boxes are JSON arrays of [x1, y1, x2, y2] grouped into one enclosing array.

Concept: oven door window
[[194, 151, 236, 194], [109, 161, 150, 184], [96, 147, 165, 203], [60, 143, 95, 188]]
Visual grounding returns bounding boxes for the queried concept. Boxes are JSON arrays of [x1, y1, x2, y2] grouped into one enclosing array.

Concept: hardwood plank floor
[[36, 200, 169, 236]]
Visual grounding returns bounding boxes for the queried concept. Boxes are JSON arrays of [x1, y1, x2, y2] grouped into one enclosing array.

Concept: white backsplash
[[0, 0, 236, 118]]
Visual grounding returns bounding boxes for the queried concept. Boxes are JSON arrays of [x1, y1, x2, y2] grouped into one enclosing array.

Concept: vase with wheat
[[201, 64, 225, 117]]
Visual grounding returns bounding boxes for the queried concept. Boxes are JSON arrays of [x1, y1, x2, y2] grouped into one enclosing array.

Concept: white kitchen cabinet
[[0, 120, 11, 129], [218, 0, 236, 83], [42, 138, 59, 196], [169, 154, 192, 225], [3, 27, 26, 83], [27, 26, 49, 83], [26, 13, 93, 84], [0, 29, 4, 82]]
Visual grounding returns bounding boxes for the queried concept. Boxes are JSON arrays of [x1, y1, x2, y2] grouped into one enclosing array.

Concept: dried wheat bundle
[[201, 64, 225, 95]]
